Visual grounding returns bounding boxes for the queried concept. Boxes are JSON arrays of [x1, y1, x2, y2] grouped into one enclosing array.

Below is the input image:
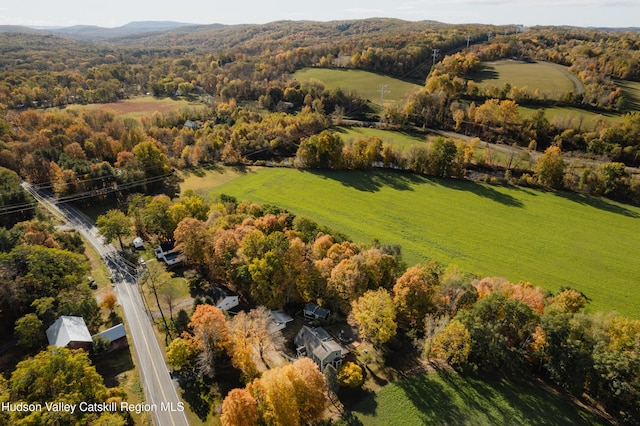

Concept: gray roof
[[270, 310, 294, 325], [46, 316, 92, 347], [303, 303, 330, 319], [94, 323, 126, 343], [295, 326, 342, 364]]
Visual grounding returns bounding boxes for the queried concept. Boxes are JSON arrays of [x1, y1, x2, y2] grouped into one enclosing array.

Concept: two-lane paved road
[[22, 182, 189, 426]]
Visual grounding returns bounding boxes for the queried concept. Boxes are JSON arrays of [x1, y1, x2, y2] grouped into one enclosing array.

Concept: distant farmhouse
[[295, 326, 343, 371]]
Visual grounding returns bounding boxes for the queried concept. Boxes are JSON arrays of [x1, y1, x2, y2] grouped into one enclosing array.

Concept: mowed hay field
[[335, 126, 429, 151], [184, 167, 640, 318], [352, 370, 609, 426], [63, 95, 206, 120], [473, 60, 576, 99], [293, 68, 421, 106]]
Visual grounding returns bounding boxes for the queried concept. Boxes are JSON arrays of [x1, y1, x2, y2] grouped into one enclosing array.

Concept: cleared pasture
[[472, 60, 576, 100], [293, 68, 421, 107], [63, 95, 206, 120], [189, 167, 640, 318]]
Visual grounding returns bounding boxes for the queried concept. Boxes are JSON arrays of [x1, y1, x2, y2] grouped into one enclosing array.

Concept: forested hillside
[[1, 19, 640, 425]]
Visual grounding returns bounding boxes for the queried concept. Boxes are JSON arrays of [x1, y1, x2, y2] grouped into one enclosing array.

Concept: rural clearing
[[182, 166, 640, 319]]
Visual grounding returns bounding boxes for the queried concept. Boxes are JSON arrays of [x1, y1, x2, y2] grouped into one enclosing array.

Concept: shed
[[303, 303, 330, 320], [270, 310, 294, 332], [46, 316, 93, 350], [93, 323, 128, 352], [132, 237, 144, 249]]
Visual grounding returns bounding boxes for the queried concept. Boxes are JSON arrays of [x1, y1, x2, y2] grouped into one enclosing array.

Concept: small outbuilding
[[270, 310, 294, 332], [93, 323, 128, 352], [132, 237, 144, 249], [46, 316, 93, 350], [303, 303, 330, 320]]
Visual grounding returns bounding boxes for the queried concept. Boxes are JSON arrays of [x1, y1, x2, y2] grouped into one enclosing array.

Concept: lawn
[[62, 95, 206, 120], [188, 167, 640, 318], [472, 60, 576, 100], [293, 68, 421, 107], [351, 368, 609, 426]]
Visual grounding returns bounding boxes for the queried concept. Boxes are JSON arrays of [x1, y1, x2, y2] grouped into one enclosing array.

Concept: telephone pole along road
[[21, 182, 190, 426]]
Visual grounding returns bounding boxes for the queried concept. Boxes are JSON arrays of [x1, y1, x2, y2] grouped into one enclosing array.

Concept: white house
[[207, 286, 239, 311]]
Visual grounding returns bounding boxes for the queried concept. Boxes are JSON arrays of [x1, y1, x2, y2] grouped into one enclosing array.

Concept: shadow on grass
[[178, 374, 213, 422], [553, 191, 640, 218], [94, 347, 135, 388], [390, 367, 609, 425], [306, 169, 430, 192], [440, 178, 525, 207]]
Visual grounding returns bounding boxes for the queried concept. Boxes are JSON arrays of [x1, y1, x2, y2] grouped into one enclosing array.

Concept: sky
[[1, 0, 638, 29]]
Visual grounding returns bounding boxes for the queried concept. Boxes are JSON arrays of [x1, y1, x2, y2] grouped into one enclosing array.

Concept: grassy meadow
[[351, 369, 609, 426], [293, 68, 421, 107], [183, 167, 640, 318], [62, 95, 206, 120], [518, 105, 622, 129], [334, 126, 428, 151], [473, 60, 576, 99], [617, 79, 640, 113]]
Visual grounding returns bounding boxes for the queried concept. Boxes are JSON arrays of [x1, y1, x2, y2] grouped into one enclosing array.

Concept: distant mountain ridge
[[21, 21, 197, 39]]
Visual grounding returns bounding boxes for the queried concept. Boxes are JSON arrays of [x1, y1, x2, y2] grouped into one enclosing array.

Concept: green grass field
[[334, 126, 428, 151], [293, 68, 421, 107], [186, 167, 640, 318], [473, 60, 576, 100], [617, 79, 640, 113], [351, 369, 609, 426], [519, 105, 622, 129]]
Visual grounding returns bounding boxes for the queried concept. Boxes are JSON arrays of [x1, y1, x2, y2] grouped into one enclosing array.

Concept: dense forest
[[1, 18, 640, 425]]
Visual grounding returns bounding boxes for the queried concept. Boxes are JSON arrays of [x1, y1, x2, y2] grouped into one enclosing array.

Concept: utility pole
[[432, 48, 440, 65], [466, 34, 472, 48], [377, 83, 390, 105]]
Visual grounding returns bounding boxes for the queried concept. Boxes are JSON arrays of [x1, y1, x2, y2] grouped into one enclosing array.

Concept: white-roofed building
[[93, 323, 128, 352], [46, 316, 93, 350]]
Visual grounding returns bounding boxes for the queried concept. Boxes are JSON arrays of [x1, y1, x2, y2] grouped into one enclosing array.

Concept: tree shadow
[[553, 191, 640, 218], [440, 179, 525, 207], [305, 169, 430, 193], [94, 347, 135, 388], [176, 373, 213, 421]]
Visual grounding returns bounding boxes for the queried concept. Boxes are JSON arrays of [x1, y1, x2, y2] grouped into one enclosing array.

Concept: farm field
[[334, 126, 428, 151], [351, 369, 609, 426], [293, 68, 421, 107], [62, 95, 206, 120], [617, 79, 640, 113], [518, 105, 621, 129], [472, 60, 577, 100], [184, 167, 640, 318]]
